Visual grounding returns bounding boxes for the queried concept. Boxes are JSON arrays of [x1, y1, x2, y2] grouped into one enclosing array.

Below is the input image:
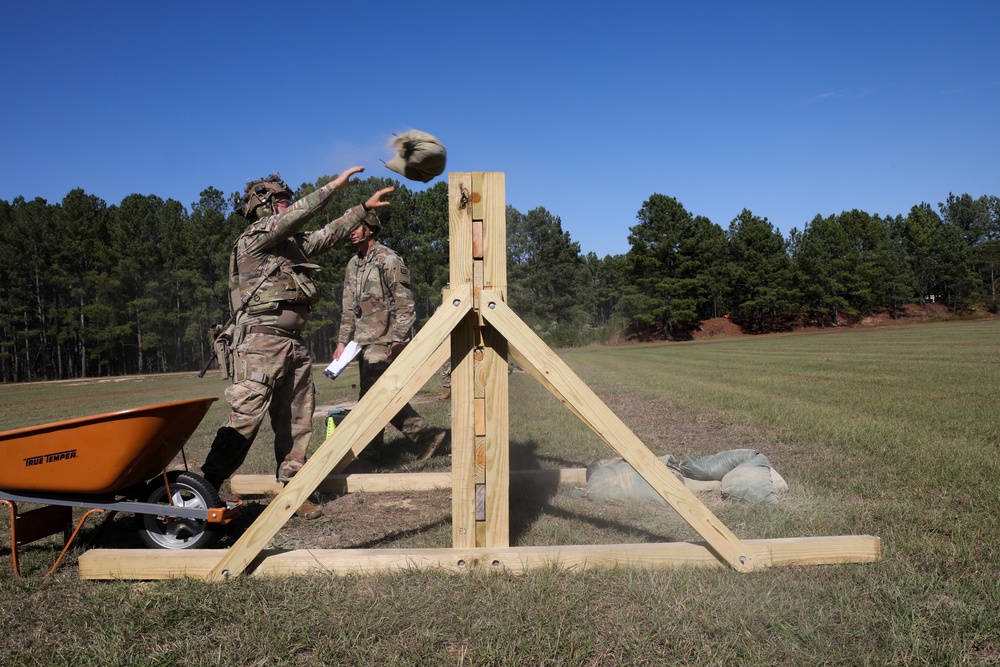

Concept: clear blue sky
[[2, 1, 997, 257]]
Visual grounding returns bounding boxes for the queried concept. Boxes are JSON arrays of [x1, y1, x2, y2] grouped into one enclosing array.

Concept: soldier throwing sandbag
[[201, 167, 393, 520]]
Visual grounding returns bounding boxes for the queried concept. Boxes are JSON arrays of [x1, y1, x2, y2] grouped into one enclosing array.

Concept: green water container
[[325, 408, 350, 439]]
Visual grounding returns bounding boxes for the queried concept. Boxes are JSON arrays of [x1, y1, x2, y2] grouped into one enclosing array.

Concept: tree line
[[1, 176, 997, 383]]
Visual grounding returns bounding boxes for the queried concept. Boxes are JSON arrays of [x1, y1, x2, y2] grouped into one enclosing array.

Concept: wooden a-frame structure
[[79, 173, 880, 580]]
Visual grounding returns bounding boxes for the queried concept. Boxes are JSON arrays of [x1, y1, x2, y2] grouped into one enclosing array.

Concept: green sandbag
[[679, 448, 758, 481], [721, 453, 780, 505], [587, 454, 681, 506]]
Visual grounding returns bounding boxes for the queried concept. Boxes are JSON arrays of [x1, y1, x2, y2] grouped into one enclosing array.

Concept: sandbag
[[720, 453, 782, 505], [770, 467, 788, 494], [587, 454, 682, 506], [587, 449, 788, 506], [679, 448, 758, 481]]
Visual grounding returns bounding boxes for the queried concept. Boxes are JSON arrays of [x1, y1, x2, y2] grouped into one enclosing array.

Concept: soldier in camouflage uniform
[[202, 167, 393, 519], [439, 358, 451, 399], [333, 215, 448, 462]]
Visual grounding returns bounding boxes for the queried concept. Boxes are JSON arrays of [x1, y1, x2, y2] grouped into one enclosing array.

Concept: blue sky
[[2, 1, 997, 257]]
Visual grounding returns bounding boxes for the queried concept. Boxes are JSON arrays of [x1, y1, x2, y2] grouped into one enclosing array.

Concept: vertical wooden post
[[450, 172, 509, 548], [478, 173, 509, 547], [449, 173, 477, 547]]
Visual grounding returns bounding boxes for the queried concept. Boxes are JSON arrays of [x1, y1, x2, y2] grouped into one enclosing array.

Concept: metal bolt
[[488, 302, 496, 309], [452, 299, 461, 307], [739, 556, 746, 565], [457, 559, 466, 568]]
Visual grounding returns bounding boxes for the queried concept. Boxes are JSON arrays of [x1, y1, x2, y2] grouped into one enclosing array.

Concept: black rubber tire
[[137, 471, 222, 549]]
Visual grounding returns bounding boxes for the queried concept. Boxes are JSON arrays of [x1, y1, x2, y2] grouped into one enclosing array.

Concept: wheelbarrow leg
[[44, 509, 105, 577], [1, 500, 22, 577], [1, 500, 105, 577], [83, 510, 120, 549]]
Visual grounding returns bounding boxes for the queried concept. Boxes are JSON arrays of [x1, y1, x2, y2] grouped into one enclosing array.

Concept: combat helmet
[[362, 209, 382, 232], [235, 173, 292, 221]]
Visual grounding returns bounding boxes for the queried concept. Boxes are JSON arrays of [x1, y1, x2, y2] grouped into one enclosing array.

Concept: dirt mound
[[682, 303, 974, 341], [857, 302, 951, 327], [691, 317, 745, 340], [612, 303, 997, 344]]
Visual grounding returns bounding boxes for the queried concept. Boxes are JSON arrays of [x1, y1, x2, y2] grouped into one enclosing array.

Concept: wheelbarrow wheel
[[138, 471, 222, 549]]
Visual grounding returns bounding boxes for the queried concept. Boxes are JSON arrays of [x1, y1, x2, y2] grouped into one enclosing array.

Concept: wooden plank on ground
[[480, 290, 759, 573], [79, 535, 881, 580], [230, 468, 589, 495]]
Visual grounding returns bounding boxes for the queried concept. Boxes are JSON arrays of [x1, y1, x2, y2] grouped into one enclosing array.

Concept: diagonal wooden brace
[[205, 285, 474, 582], [479, 290, 759, 572]]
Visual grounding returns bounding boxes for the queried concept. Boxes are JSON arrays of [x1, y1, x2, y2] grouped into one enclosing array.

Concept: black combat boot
[[201, 427, 251, 491]]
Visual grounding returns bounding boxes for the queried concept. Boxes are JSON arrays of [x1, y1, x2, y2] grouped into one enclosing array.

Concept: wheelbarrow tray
[[0, 398, 217, 495]]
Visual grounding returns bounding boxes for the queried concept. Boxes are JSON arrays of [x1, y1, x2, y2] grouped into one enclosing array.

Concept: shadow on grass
[[351, 433, 450, 469], [509, 439, 680, 545], [350, 518, 452, 549]]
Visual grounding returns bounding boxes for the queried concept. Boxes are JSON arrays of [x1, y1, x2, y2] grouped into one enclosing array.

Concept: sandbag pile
[[587, 448, 787, 506]]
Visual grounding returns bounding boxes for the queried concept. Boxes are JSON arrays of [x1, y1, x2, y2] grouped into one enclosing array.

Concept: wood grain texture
[[80, 536, 880, 580]]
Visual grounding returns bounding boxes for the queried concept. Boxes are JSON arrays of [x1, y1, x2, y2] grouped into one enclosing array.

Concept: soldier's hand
[[333, 341, 347, 361], [331, 166, 365, 190], [388, 341, 406, 360], [365, 186, 395, 210]]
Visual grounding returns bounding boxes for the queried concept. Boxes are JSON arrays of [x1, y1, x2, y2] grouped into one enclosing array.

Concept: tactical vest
[[229, 236, 321, 316]]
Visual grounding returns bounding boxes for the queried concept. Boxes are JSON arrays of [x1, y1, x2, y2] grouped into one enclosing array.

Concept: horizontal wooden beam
[[230, 468, 588, 496], [79, 535, 880, 580]]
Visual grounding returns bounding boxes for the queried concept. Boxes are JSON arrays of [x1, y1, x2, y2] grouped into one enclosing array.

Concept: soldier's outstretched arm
[[246, 166, 369, 253]]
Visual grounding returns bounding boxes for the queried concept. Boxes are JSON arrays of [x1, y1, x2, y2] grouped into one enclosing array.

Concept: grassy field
[[1, 319, 999, 665]]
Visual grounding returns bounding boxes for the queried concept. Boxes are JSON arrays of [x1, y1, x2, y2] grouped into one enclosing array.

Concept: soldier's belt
[[247, 325, 302, 339]]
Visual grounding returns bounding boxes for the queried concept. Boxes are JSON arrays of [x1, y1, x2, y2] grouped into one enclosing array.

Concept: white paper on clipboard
[[323, 340, 361, 379]]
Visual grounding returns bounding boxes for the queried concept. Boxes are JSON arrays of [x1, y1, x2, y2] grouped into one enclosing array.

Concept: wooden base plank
[[229, 468, 588, 496], [78, 535, 881, 580]]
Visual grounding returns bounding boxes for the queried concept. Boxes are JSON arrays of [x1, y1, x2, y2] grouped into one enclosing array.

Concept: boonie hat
[[384, 130, 447, 183]]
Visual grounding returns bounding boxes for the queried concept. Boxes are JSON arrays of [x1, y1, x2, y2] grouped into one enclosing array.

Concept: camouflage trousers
[[440, 358, 451, 389], [359, 346, 433, 449], [202, 331, 315, 483]]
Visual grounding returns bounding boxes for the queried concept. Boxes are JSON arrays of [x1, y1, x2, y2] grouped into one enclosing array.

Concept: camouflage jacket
[[231, 183, 374, 327], [338, 241, 415, 350]]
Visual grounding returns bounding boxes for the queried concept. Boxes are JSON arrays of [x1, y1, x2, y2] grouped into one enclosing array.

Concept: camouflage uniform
[[339, 240, 441, 450], [441, 358, 451, 389], [202, 182, 375, 488]]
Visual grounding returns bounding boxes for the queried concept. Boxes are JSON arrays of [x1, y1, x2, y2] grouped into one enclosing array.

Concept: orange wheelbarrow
[[0, 398, 240, 576]]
